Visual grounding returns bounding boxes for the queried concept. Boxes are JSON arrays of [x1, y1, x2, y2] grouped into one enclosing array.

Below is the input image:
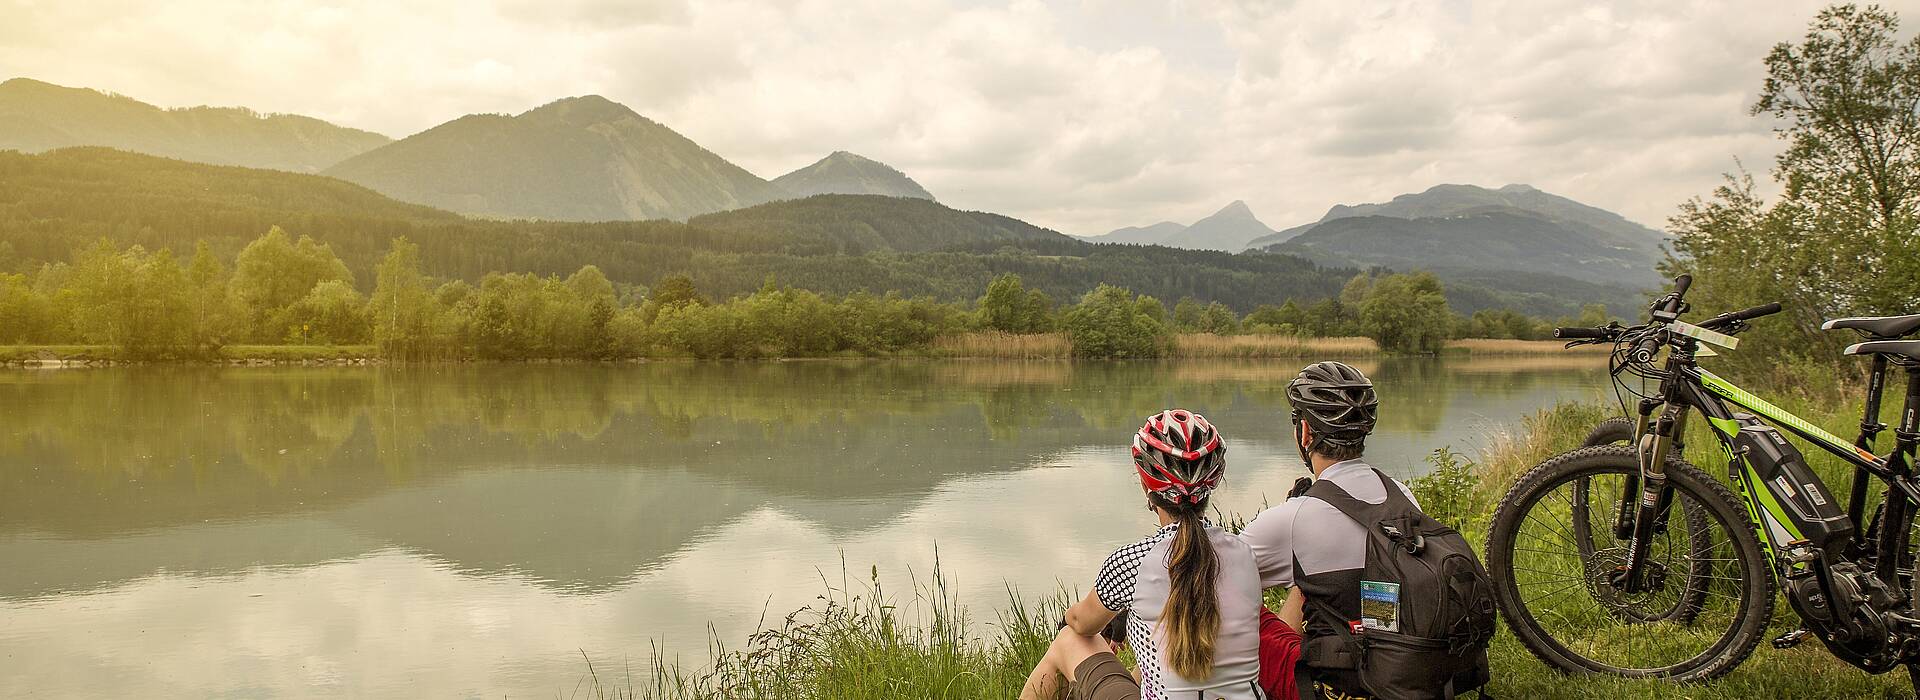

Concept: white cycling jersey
[[1093, 520, 1265, 700]]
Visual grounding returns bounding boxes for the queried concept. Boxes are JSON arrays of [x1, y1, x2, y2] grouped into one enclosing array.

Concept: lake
[[0, 358, 1606, 698]]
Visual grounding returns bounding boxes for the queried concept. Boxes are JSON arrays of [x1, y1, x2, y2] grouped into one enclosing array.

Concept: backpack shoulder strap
[[1304, 476, 1386, 525], [1372, 468, 1418, 513]]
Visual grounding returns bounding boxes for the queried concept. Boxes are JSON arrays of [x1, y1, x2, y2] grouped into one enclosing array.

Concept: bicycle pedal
[[1773, 628, 1814, 649]]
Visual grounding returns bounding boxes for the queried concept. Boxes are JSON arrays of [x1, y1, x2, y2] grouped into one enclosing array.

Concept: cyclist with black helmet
[[1240, 361, 1418, 700], [1021, 409, 1272, 700]]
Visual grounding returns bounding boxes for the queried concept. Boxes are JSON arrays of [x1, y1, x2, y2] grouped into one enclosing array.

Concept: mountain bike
[[1483, 274, 1920, 685]]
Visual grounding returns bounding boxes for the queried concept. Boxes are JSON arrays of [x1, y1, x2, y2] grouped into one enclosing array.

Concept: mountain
[[1244, 183, 1665, 254], [1266, 207, 1659, 287], [1180, 201, 1277, 251], [1096, 221, 1186, 245], [690, 194, 1071, 254], [324, 95, 783, 221], [0, 77, 390, 172], [772, 151, 934, 200], [1088, 200, 1277, 251]]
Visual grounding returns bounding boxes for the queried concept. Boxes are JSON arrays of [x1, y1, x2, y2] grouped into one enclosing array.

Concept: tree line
[[0, 226, 1592, 359]]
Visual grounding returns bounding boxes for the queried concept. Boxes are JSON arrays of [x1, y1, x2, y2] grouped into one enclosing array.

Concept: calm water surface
[[0, 358, 1605, 697]]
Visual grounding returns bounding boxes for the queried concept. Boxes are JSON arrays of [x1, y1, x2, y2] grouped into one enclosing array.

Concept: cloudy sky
[[1, 0, 1896, 234]]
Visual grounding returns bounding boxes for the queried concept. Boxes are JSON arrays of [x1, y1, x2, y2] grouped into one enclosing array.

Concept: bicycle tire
[[1487, 445, 1774, 681], [1582, 417, 1637, 446], [1568, 419, 1712, 623]]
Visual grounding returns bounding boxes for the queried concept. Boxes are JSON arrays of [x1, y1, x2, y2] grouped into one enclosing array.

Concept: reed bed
[[928, 332, 1073, 359], [1171, 333, 1379, 358]]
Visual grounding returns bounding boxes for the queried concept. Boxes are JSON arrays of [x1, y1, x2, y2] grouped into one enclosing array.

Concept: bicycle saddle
[[1823, 314, 1920, 339], [1845, 339, 1920, 362]]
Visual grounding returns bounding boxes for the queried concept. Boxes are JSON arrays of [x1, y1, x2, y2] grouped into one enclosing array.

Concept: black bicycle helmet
[[1285, 361, 1378, 449]]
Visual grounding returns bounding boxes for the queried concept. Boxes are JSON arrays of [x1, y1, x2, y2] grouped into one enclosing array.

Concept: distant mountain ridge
[[1245, 183, 1665, 252], [773, 151, 934, 200], [323, 95, 785, 221], [1087, 200, 1277, 251], [0, 77, 390, 172]]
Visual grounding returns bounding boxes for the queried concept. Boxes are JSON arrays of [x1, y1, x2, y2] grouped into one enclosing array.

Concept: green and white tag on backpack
[[1359, 580, 1401, 632]]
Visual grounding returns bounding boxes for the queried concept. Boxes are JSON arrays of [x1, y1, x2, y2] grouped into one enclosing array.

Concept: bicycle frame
[[1621, 337, 1920, 588]]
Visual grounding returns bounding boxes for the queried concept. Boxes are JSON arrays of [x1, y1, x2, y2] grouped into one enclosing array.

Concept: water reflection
[[0, 358, 1603, 697]]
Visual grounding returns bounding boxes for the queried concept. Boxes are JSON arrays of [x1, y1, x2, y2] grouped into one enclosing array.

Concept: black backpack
[[1304, 469, 1496, 700]]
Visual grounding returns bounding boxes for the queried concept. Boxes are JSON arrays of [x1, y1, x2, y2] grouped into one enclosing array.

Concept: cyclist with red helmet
[[1021, 409, 1282, 700]]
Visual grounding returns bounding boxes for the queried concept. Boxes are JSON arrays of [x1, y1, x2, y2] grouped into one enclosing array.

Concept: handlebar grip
[[1699, 301, 1783, 330], [1728, 301, 1782, 322], [1672, 274, 1693, 298], [1555, 327, 1610, 339]]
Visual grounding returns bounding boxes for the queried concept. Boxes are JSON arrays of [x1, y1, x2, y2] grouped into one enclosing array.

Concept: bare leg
[[1019, 627, 1118, 700]]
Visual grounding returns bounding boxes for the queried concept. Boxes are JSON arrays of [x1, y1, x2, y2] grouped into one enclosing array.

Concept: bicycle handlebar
[[1554, 326, 1613, 339], [1700, 302, 1782, 330]]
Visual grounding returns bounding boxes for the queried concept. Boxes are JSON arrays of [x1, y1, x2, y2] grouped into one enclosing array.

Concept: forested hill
[[323, 95, 783, 221], [0, 78, 390, 172], [0, 147, 1382, 312], [689, 194, 1070, 254], [771, 151, 934, 200]]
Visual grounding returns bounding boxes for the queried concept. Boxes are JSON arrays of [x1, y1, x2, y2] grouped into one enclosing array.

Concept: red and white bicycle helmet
[[1132, 409, 1227, 504]]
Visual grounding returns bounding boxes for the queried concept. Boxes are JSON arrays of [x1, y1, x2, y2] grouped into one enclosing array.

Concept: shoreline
[[0, 337, 1607, 368]]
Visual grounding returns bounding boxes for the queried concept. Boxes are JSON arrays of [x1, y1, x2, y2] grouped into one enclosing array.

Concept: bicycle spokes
[[1511, 469, 1750, 672]]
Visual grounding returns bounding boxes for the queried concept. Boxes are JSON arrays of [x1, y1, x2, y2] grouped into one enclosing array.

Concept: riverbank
[[0, 335, 1604, 367], [589, 366, 1912, 699]]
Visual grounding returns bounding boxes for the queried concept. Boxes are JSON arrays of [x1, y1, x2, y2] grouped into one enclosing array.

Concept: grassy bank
[[0, 344, 377, 365], [586, 364, 1916, 699]]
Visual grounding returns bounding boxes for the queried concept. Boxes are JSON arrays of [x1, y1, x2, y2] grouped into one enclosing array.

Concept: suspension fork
[[1621, 403, 1689, 593], [1613, 399, 1667, 539]]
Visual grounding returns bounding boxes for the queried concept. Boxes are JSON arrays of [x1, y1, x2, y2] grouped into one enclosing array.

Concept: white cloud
[[0, 0, 1897, 234]]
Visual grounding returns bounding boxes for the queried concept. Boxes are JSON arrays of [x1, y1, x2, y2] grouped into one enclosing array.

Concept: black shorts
[[1069, 652, 1140, 700]]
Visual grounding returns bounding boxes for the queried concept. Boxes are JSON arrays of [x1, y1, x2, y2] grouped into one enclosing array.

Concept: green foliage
[[1411, 446, 1477, 530], [1360, 271, 1453, 354], [370, 238, 444, 359], [1670, 4, 1920, 374], [1062, 284, 1171, 358], [229, 227, 355, 342], [1458, 309, 1551, 341], [281, 280, 368, 344], [977, 273, 1053, 333], [64, 241, 195, 356]]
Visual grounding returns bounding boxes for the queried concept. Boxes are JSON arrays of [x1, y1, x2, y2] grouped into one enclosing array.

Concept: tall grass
[[929, 332, 1073, 359], [1171, 333, 1378, 358], [582, 560, 1063, 699]]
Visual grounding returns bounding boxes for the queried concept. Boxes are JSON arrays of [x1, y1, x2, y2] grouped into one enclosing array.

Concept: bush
[[1062, 284, 1171, 358]]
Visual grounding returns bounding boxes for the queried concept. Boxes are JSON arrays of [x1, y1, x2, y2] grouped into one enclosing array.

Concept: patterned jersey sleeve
[[1093, 536, 1155, 612]]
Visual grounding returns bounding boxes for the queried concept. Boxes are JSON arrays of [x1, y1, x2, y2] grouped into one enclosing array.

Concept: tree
[[65, 241, 193, 355], [1671, 4, 1920, 368], [1197, 301, 1239, 335], [1063, 284, 1171, 358], [1359, 272, 1452, 354], [1171, 297, 1204, 332], [371, 238, 443, 358], [185, 242, 235, 350], [281, 280, 369, 344], [229, 227, 354, 341], [979, 273, 1053, 333]]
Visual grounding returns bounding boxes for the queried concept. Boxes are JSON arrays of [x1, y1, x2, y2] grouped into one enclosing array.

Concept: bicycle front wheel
[[1486, 445, 1774, 681]]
